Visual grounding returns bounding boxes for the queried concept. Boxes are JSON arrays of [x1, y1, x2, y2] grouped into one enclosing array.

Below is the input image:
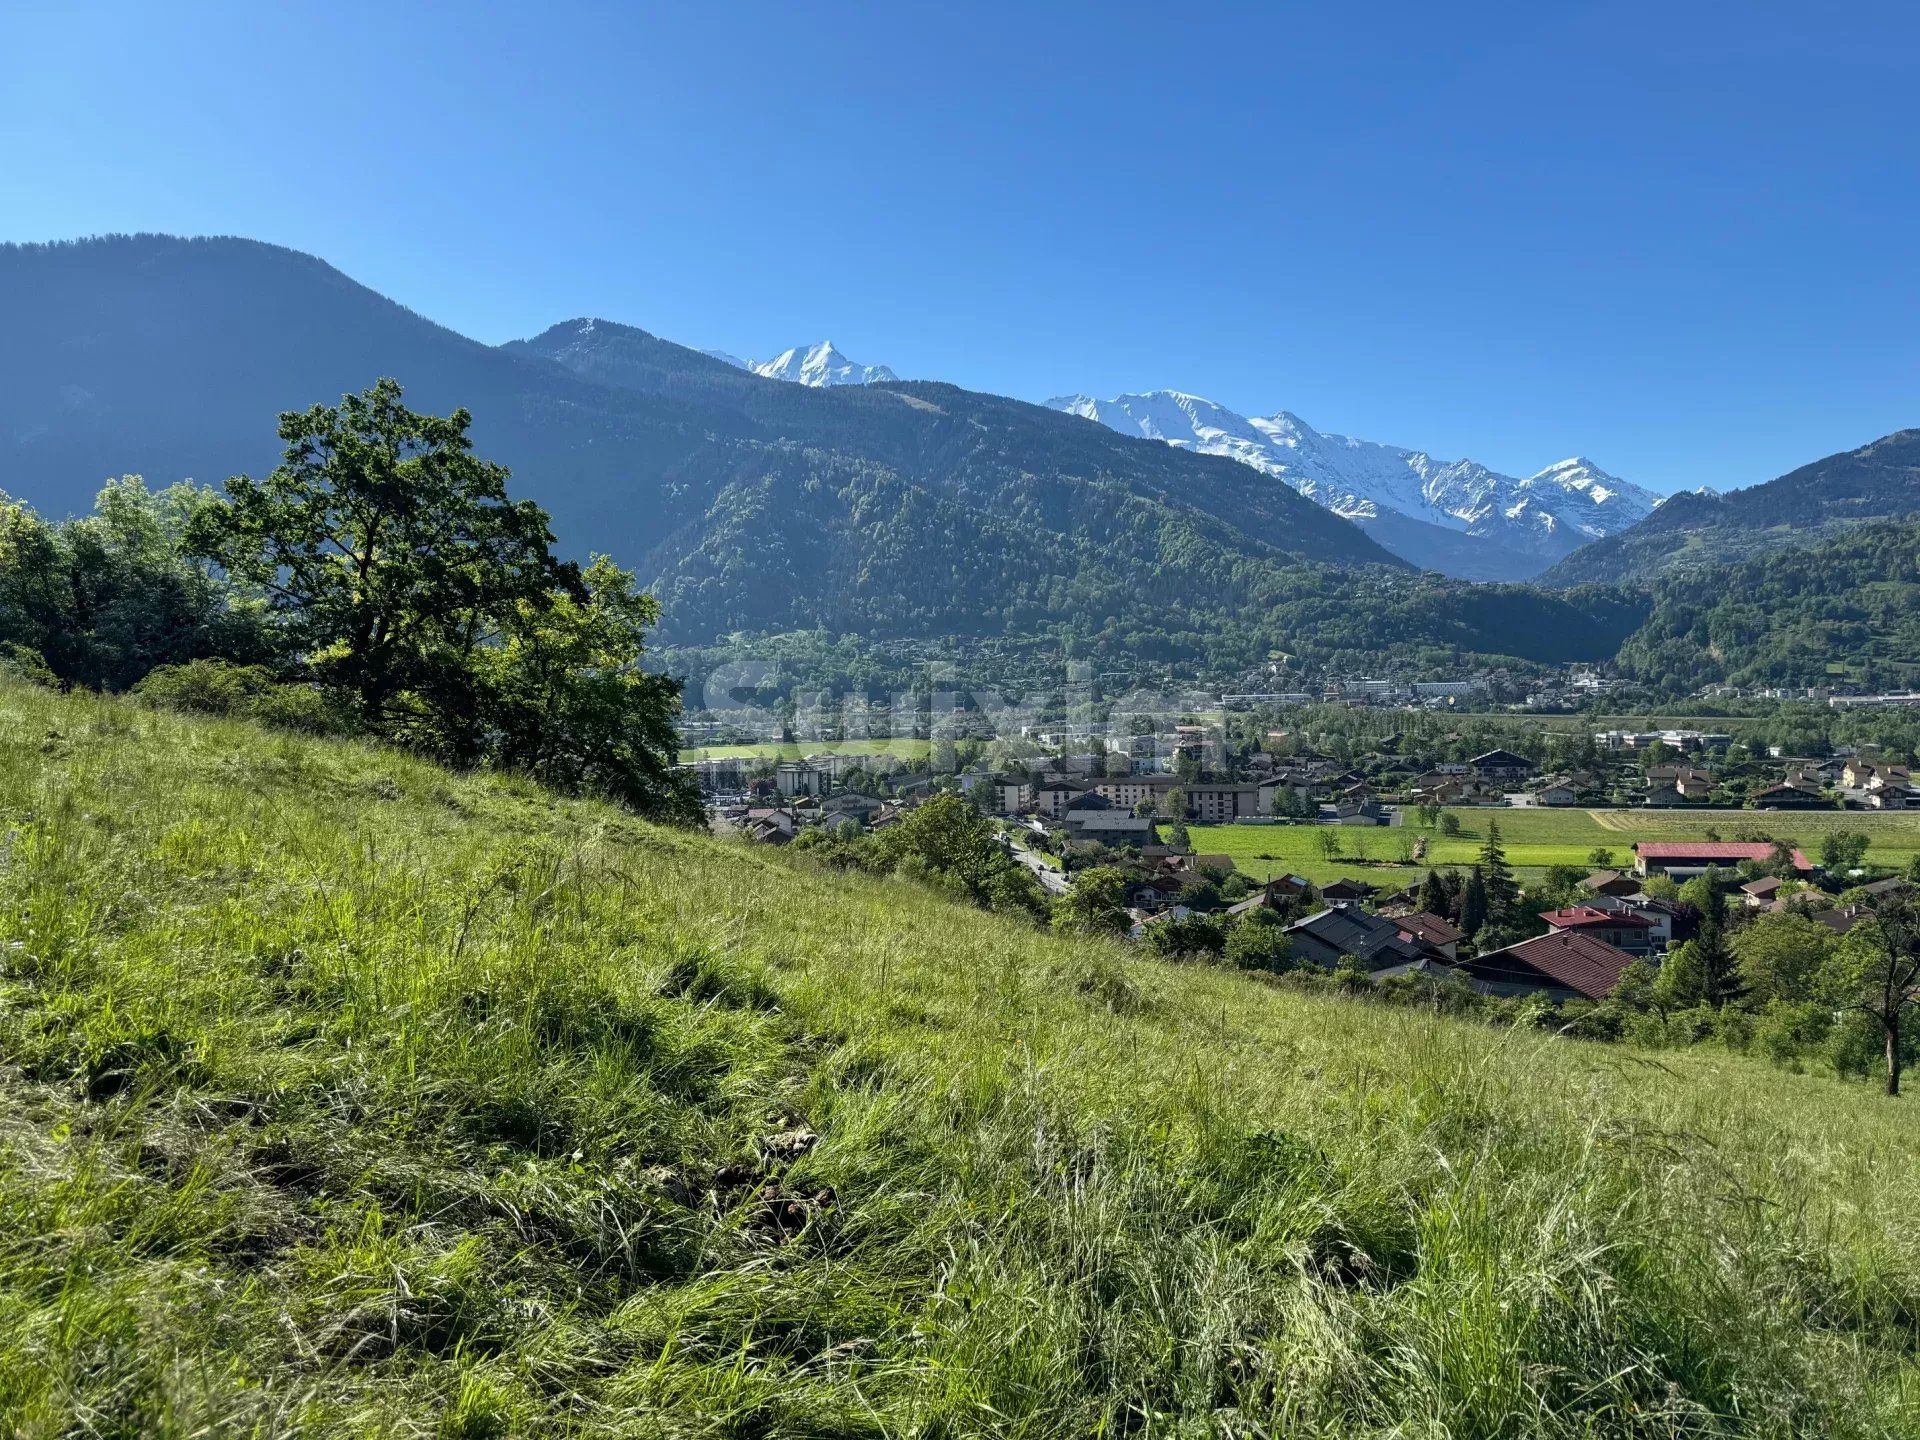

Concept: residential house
[[1455, 931, 1638, 1001], [1740, 876, 1788, 909], [1858, 877, 1913, 902], [738, 807, 800, 844], [1184, 782, 1266, 823], [1284, 903, 1436, 972], [1539, 905, 1657, 957], [1580, 893, 1677, 948], [1643, 764, 1714, 805], [1842, 761, 1913, 791], [1033, 779, 1088, 818], [985, 777, 1032, 815], [1863, 784, 1920, 811], [1814, 903, 1872, 936], [818, 792, 882, 825], [1634, 841, 1812, 878], [1225, 875, 1316, 919], [1332, 789, 1386, 825], [679, 757, 749, 795], [1469, 749, 1537, 784], [1319, 878, 1378, 904], [1531, 778, 1580, 807], [1392, 911, 1463, 960]]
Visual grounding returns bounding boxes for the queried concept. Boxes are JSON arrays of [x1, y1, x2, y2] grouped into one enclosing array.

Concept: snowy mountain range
[[682, 333, 1654, 580], [1045, 390, 1661, 581], [704, 340, 898, 387]]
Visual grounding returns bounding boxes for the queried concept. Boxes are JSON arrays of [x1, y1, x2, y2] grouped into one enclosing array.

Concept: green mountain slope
[[1540, 429, 1920, 587], [4, 680, 1918, 1435], [1615, 517, 1920, 692], [0, 237, 1391, 646]]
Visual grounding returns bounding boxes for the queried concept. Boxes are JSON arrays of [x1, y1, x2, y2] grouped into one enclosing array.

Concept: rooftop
[[1473, 932, 1638, 1000], [1635, 841, 1812, 871], [1541, 905, 1651, 930]]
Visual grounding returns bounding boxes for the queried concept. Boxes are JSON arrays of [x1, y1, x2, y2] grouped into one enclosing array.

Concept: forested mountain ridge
[[1615, 518, 1920, 693], [1540, 429, 1920, 587], [0, 234, 1649, 673]]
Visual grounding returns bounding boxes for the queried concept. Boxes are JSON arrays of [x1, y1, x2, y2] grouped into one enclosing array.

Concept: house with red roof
[[1454, 931, 1639, 1002], [1539, 905, 1657, 956], [1633, 841, 1812, 878]]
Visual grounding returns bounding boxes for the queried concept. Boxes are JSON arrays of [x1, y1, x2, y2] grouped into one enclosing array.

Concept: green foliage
[[1732, 912, 1835, 1006], [1820, 829, 1871, 874], [0, 476, 264, 689], [1223, 914, 1294, 973], [187, 378, 575, 729], [1143, 912, 1226, 961], [1050, 865, 1132, 936], [1817, 901, 1920, 1094], [474, 556, 700, 823], [808, 794, 1047, 921]]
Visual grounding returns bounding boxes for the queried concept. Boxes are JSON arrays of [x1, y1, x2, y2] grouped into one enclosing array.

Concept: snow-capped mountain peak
[[751, 341, 897, 387], [1048, 390, 1660, 579], [696, 340, 898, 387]]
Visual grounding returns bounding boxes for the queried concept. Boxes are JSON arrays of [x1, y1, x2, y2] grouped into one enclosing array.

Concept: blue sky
[[4, 1, 1916, 493]]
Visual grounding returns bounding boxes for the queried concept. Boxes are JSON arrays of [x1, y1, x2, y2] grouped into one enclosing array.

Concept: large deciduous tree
[[188, 378, 576, 729]]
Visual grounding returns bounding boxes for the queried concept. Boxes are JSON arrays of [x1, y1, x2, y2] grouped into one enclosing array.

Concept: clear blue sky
[[5, 1, 1917, 492]]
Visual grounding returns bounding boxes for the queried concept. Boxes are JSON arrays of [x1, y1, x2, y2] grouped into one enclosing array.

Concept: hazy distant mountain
[[1539, 430, 1920, 587], [1047, 390, 1660, 581]]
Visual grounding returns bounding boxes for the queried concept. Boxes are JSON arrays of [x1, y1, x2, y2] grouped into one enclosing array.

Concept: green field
[[8, 683, 1920, 1434], [678, 737, 933, 762], [1191, 805, 1920, 887]]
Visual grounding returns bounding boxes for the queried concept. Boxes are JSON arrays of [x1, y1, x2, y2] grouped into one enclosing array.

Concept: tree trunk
[[1887, 1014, 1902, 1097]]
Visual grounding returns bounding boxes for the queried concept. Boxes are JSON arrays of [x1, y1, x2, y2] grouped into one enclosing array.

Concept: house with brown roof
[[1843, 760, 1912, 791], [1455, 931, 1638, 1001], [1392, 911, 1463, 961], [1469, 749, 1536, 783], [1319, 878, 1378, 904], [1750, 780, 1831, 810], [1863, 784, 1920, 811]]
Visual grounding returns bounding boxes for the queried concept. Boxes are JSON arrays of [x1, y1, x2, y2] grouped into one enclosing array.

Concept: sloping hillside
[[2, 680, 1917, 1436], [1542, 429, 1920, 587]]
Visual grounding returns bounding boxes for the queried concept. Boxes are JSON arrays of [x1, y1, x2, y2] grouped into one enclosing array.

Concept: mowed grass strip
[[1, 682, 1918, 1436]]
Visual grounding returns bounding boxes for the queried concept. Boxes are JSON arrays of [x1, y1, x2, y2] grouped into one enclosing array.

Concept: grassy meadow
[[1192, 805, 1920, 888], [3, 681, 1920, 1435]]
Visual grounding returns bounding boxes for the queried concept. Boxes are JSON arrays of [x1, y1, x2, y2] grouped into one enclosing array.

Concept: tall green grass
[[1, 681, 1917, 1436]]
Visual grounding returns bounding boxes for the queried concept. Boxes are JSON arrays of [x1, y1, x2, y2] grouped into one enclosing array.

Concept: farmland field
[[1190, 805, 1920, 886], [678, 737, 933, 762]]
